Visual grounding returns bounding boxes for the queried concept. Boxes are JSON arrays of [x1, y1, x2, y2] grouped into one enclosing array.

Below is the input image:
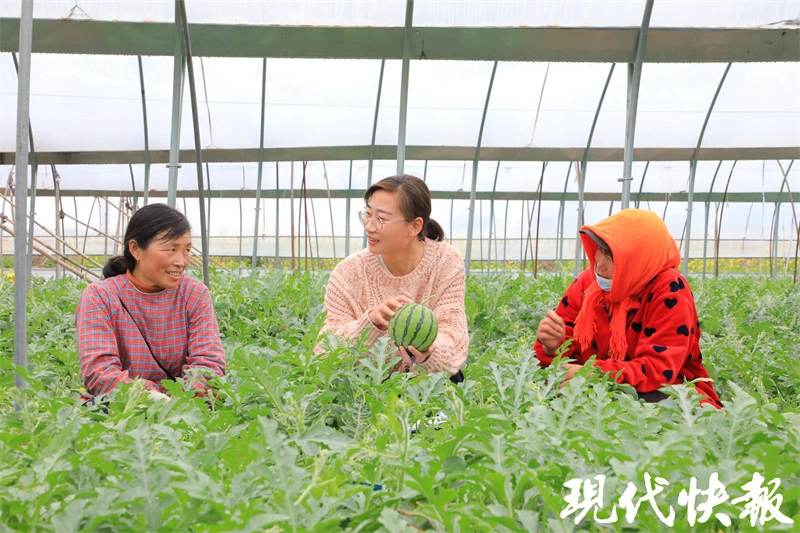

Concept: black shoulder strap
[[117, 296, 176, 381]]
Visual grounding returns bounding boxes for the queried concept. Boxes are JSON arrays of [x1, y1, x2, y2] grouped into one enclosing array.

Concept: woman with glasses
[[321, 174, 468, 380]]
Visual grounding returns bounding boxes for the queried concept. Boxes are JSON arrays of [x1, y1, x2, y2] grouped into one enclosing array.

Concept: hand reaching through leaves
[[147, 389, 172, 402]]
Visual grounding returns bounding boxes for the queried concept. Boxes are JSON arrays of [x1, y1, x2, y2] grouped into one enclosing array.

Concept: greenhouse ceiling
[[0, 0, 798, 195]]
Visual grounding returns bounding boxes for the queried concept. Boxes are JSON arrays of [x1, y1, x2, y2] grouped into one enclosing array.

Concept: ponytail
[[424, 218, 445, 242], [102, 255, 130, 279]]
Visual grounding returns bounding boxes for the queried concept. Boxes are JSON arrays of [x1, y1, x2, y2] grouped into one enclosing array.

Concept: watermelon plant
[[0, 271, 798, 531]]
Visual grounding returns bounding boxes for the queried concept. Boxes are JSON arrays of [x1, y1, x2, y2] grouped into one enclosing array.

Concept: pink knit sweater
[[322, 239, 469, 375]]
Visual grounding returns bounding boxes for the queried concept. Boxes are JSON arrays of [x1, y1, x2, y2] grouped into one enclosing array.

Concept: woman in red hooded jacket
[[534, 209, 722, 407]]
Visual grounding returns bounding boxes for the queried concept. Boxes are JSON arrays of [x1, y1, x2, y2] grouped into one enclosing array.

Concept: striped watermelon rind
[[388, 303, 438, 352]]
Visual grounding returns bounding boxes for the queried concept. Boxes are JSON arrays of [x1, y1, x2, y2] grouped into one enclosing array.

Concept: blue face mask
[[595, 266, 612, 292]]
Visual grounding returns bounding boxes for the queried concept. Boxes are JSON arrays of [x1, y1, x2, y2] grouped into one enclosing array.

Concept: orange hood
[[574, 209, 681, 359]]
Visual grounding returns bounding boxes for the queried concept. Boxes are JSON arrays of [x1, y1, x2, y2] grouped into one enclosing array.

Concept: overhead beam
[[3, 188, 796, 204], [1, 19, 797, 62], [2, 146, 797, 165]]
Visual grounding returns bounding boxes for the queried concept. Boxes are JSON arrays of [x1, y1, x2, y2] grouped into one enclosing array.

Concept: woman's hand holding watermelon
[[368, 295, 413, 331], [400, 341, 437, 366]]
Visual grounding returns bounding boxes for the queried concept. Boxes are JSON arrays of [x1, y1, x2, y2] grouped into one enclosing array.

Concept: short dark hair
[[102, 204, 191, 278], [364, 174, 444, 242]]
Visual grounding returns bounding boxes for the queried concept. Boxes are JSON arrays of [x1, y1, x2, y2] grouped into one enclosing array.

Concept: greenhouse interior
[[0, 1, 799, 531]]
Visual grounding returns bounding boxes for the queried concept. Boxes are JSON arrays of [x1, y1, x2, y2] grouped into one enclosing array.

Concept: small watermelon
[[388, 302, 438, 352]]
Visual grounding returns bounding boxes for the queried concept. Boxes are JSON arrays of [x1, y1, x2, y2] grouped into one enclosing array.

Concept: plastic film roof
[[1, 56, 798, 153], [1, 0, 798, 28], [0, 0, 798, 253]]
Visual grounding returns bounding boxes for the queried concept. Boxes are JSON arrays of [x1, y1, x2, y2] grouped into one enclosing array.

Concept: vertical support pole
[[167, 1, 186, 208], [396, 0, 414, 175], [253, 58, 268, 268], [1, 176, 4, 270], [502, 199, 509, 265], [322, 161, 337, 262], [177, 0, 209, 286], [487, 161, 500, 272], [620, 0, 654, 208], [73, 197, 78, 251], [104, 197, 109, 261], [205, 162, 212, 238], [702, 161, 723, 279], [11, 52, 37, 282], [364, 60, 386, 249], [345, 160, 353, 257], [479, 199, 484, 271], [25, 164, 36, 280], [238, 196, 243, 272], [14, 0, 34, 397], [450, 198, 454, 244], [137, 56, 151, 206], [557, 162, 572, 266], [464, 61, 497, 275], [274, 162, 280, 269], [684, 63, 731, 277], [128, 164, 139, 211], [533, 162, 546, 278], [54, 168, 62, 279], [290, 162, 295, 271]]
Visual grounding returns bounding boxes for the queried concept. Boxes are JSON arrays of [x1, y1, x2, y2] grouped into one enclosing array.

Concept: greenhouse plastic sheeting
[[0, 0, 796, 28], [1, 55, 797, 153]]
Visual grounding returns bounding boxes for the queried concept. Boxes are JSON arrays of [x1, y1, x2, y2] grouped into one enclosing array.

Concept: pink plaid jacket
[[76, 274, 226, 398]]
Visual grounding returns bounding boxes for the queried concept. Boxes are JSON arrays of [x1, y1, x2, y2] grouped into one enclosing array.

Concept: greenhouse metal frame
[[1, 0, 799, 379]]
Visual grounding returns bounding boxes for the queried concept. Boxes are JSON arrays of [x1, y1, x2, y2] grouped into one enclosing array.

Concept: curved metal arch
[[771, 160, 795, 277], [363, 59, 386, 250], [702, 161, 724, 279], [464, 61, 498, 275], [574, 63, 616, 277], [775, 160, 799, 284], [684, 62, 732, 276], [714, 161, 738, 277], [634, 161, 650, 209], [556, 161, 573, 268]]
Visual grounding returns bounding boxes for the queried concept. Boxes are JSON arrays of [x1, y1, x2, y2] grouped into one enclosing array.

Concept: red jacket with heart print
[[533, 209, 722, 408]]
